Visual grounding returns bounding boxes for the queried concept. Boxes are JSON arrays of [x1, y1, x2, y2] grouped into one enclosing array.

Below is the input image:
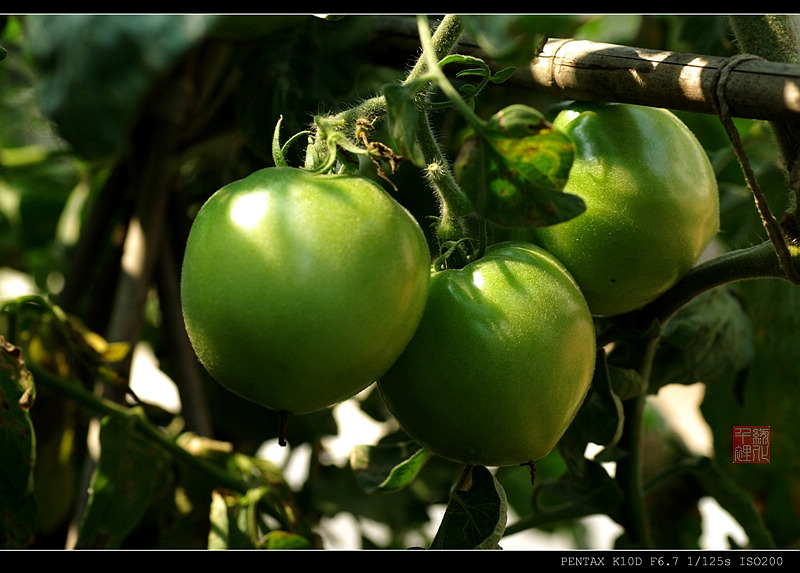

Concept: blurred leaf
[[350, 441, 431, 494], [234, 17, 382, 163], [688, 457, 775, 548], [0, 336, 37, 548], [537, 458, 623, 516], [303, 459, 440, 547], [573, 15, 644, 45], [207, 486, 310, 549], [455, 104, 583, 228], [261, 530, 312, 549], [74, 410, 169, 548], [460, 15, 549, 66], [207, 482, 311, 549], [701, 278, 800, 547], [208, 489, 256, 549], [608, 365, 648, 402], [561, 349, 624, 455], [29, 390, 84, 538], [25, 14, 218, 160], [635, 406, 705, 549], [430, 465, 507, 549], [0, 153, 81, 278], [650, 287, 755, 392], [207, 14, 307, 41]]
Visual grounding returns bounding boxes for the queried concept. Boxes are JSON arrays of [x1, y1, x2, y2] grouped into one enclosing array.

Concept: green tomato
[[533, 103, 720, 317], [180, 167, 431, 415], [378, 242, 596, 467]]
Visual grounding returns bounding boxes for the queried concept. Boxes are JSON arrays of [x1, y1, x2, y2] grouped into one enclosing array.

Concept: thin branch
[[27, 362, 249, 495], [156, 233, 214, 438], [710, 54, 800, 284]]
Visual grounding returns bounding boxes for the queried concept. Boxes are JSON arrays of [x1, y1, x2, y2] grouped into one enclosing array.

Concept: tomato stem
[[454, 464, 475, 492], [614, 336, 658, 549], [606, 238, 800, 547], [278, 411, 289, 447], [404, 15, 465, 87], [413, 16, 480, 251], [613, 240, 797, 338], [304, 15, 464, 172]]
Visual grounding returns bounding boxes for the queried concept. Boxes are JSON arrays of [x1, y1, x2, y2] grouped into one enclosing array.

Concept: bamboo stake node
[[522, 38, 800, 122]]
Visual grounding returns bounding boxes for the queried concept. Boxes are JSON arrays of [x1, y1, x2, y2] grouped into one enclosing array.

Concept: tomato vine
[[4, 14, 800, 550]]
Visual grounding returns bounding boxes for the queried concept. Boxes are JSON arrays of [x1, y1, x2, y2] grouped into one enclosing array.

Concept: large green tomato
[[180, 167, 431, 415], [533, 103, 720, 317], [378, 242, 596, 467]]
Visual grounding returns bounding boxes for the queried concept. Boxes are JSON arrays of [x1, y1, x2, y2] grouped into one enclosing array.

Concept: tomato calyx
[[432, 215, 490, 271], [433, 237, 476, 271]]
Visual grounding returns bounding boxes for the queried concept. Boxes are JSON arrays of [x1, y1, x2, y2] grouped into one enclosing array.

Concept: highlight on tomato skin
[[179, 166, 432, 416], [378, 241, 597, 468], [532, 102, 720, 317]]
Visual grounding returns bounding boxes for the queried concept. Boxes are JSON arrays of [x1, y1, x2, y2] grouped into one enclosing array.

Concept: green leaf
[[350, 441, 431, 494], [0, 337, 37, 548], [438, 54, 514, 104], [25, 15, 218, 160], [700, 279, 800, 547], [208, 489, 257, 549], [689, 457, 775, 548], [74, 411, 169, 548], [608, 365, 648, 402], [383, 82, 425, 166], [536, 458, 623, 516], [460, 15, 545, 66], [208, 487, 308, 550], [561, 349, 624, 458], [202, 453, 312, 549], [430, 466, 507, 549], [650, 287, 754, 392], [454, 104, 584, 228]]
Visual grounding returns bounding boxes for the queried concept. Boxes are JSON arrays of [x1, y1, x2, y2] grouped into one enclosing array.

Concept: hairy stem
[[319, 15, 465, 138], [413, 15, 479, 250], [416, 105, 474, 246], [404, 15, 465, 87]]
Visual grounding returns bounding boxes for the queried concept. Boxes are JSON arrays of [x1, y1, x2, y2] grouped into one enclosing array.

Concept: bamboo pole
[[518, 38, 800, 123]]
